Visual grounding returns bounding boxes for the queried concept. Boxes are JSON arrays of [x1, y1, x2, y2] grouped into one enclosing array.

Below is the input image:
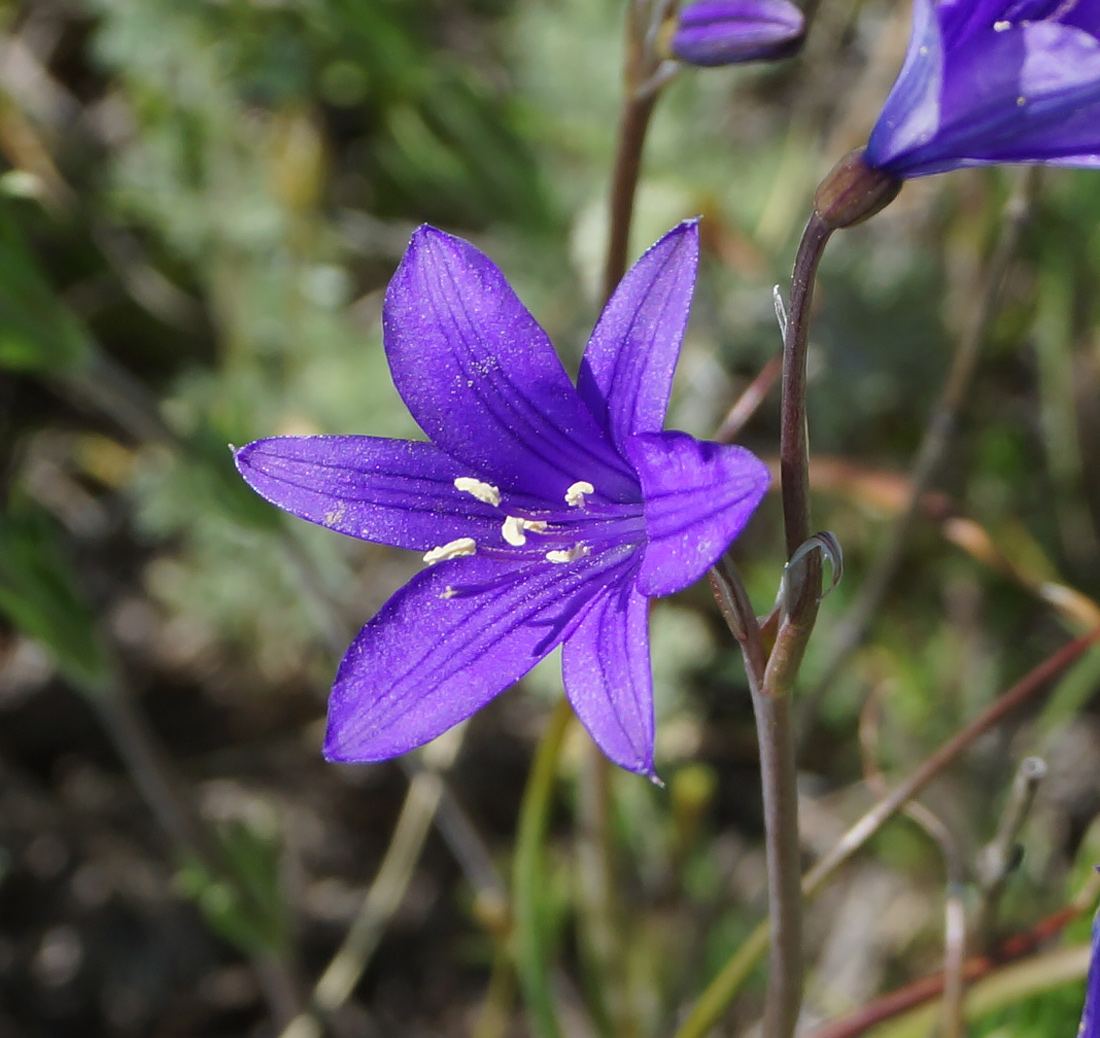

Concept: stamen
[[546, 544, 589, 564], [423, 537, 477, 564], [440, 586, 459, 599], [454, 477, 501, 507], [565, 481, 595, 508], [502, 516, 527, 546], [501, 516, 549, 546]]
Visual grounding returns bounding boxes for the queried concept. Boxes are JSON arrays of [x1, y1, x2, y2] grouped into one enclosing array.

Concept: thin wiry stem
[[702, 211, 834, 1038], [673, 625, 1100, 1038], [752, 682, 803, 1038], [973, 755, 1047, 948], [859, 692, 966, 1038], [750, 210, 834, 1038], [514, 698, 574, 1038], [780, 212, 832, 558], [602, 0, 676, 298], [604, 90, 659, 300], [801, 169, 1038, 742]]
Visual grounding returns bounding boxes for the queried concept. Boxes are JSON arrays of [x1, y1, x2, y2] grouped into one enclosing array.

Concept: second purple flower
[[865, 0, 1100, 178]]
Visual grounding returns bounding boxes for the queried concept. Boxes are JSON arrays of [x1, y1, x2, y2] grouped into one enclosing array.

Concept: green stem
[[513, 697, 574, 1038]]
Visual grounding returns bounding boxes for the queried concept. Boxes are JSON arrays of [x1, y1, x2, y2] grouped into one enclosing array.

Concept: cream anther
[[423, 537, 477, 564], [546, 544, 589, 564], [453, 477, 501, 507], [502, 516, 527, 546], [502, 516, 548, 546], [993, 18, 1011, 29], [565, 481, 595, 508]]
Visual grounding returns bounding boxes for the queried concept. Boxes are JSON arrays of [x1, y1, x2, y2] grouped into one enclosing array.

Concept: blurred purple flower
[[235, 222, 769, 778], [865, 0, 1100, 178], [1082, 910, 1100, 1038], [670, 0, 805, 66]]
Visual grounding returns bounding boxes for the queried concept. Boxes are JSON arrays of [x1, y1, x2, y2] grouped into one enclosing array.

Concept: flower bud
[[666, 0, 805, 67], [813, 148, 902, 230]]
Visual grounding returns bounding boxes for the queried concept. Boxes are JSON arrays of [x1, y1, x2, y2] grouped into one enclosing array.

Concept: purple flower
[[670, 0, 805, 66], [234, 222, 769, 778], [1082, 909, 1100, 1038], [865, 0, 1100, 178]]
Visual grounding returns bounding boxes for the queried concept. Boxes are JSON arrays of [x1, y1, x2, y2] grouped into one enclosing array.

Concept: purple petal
[[865, 0, 944, 173], [1081, 908, 1100, 1038], [625, 430, 769, 597], [562, 574, 655, 777], [577, 222, 699, 450], [235, 435, 532, 550], [671, 0, 805, 66], [384, 226, 637, 504], [867, 0, 1100, 177], [324, 546, 637, 762]]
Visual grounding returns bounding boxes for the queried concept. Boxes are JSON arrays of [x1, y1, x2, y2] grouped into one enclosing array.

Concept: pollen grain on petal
[[453, 476, 502, 507], [545, 544, 590, 564], [423, 537, 477, 565], [565, 481, 595, 507]]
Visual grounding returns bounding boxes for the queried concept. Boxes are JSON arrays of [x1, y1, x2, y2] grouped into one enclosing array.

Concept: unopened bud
[[666, 0, 805, 67], [813, 148, 902, 230]]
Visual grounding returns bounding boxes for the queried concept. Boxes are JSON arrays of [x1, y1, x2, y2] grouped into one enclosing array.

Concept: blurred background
[[1, 0, 1100, 1035]]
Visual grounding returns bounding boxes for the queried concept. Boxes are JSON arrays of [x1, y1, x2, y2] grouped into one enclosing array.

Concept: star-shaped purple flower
[[235, 222, 769, 778], [865, 0, 1100, 178]]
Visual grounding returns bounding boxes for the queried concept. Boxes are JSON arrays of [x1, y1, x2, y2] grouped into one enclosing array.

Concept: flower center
[[422, 474, 646, 572]]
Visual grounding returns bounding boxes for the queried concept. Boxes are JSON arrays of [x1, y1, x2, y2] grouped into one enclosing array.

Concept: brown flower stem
[[604, 90, 659, 300], [703, 211, 835, 1038], [781, 211, 832, 558], [753, 683, 803, 1038], [745, 211, 834, 1038], [673, 625, 1100, 1038]]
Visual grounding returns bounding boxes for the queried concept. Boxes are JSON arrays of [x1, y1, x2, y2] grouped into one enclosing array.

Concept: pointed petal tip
[[321, 721, 357, 763], [407, 223, 457, 254], [603, 750, 660, 781], [322, 715, 395, 765]]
